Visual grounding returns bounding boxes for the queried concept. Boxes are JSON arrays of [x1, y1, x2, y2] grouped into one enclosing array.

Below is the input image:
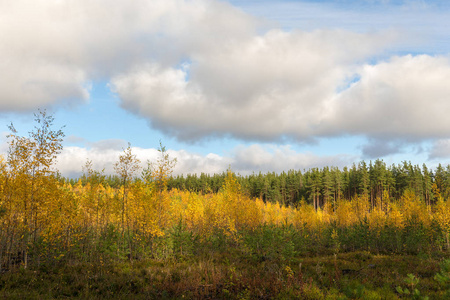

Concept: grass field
[[1, 245, 450, 299]]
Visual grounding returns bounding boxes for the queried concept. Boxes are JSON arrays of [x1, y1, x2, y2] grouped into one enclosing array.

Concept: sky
[[1, 0, 450, 178]]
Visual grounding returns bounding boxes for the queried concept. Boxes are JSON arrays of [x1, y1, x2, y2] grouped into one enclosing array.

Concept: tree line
[[165, 160, 448, 208]]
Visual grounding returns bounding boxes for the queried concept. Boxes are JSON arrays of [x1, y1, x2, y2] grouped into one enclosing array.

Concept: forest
[[2, 111, 450, 299], [166, 160, 439, 208], [76, 154, 443, 210]]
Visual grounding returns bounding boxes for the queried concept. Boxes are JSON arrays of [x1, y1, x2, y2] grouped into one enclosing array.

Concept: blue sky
[[1, 0, 450, 177]]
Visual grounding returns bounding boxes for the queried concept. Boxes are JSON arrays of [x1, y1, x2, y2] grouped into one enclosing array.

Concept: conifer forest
[[3, 111, 450, 299]]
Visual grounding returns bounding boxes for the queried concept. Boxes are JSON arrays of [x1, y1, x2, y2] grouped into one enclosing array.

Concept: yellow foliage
[[3, 125, 450, 264], [435, 198, 450, 232], [366, 203, 385, 234], [401, 190, 431, 227], [434, 197, 450, 248], [293, 200, 323, 231], [335, 200, 354, 228], [351, 195, 371, 223], [387, 202, 404, 229]]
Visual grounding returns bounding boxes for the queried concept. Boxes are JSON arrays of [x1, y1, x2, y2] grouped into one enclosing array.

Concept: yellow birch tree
[[6, 110, 64, 268]]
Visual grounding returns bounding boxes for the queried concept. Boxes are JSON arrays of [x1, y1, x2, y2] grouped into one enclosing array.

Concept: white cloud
[[231, 144, 355, 174], [55, 143, 231, 178], [89, 139, 129, 151], [112, 52, 450, 161], [332, 55, 450, 140], [3, 0, 450, 162], [359, 138, 408, 159], [429, 139, 450, 159], [0, 0, 259, 111], [56, 146, 121, 178], [112, 28, 393, 142], [53, 142, 354, 178], [113, 51, 450, 153]]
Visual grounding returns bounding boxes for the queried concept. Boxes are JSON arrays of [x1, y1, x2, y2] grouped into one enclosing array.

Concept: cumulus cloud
[[0, 0, 259, 111], [231, 144, 355, 173], [56, 146, 122, 178], [332, 55, 450, 140], [113, 51, 450, 159], [55, 143, 231, 178], [429, 139, 450, 159], [89, 139, 129, 151], [65, 135, 86, 144], [112, 29, 393, 141], [4, 0, 450, 161], [53, 142, 354, 178], [0, 132, 9, 154], [360, 138, 407, 159]]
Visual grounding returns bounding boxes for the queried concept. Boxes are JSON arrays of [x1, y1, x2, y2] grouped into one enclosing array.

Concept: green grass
[[2, 223, 450, 299], [1, 250, 450, 299]]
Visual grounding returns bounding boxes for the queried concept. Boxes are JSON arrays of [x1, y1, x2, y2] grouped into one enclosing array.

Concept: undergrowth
[[2, 229, 450, 299]]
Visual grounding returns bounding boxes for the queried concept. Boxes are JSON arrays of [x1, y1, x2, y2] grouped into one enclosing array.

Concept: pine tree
[[422, 164, 433, 206], [358, 161, 370, 203]]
